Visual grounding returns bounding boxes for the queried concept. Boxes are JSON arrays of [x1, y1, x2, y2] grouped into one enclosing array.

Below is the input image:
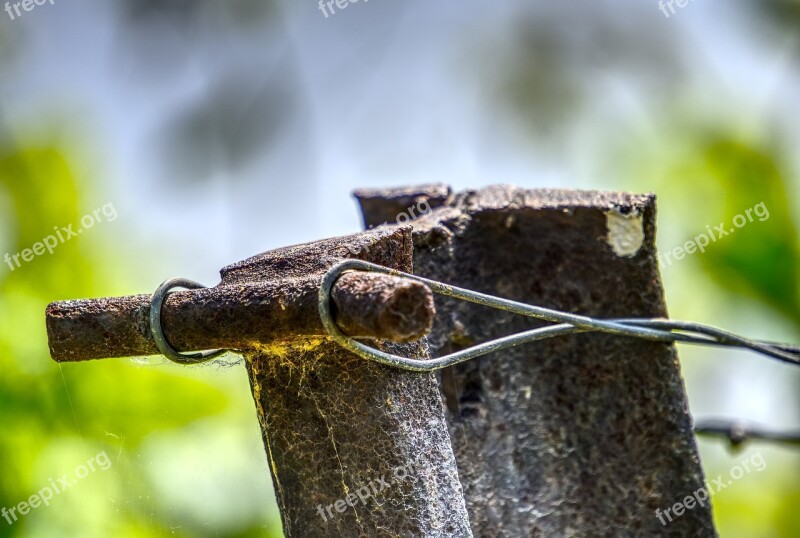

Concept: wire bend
[[150, 278, 229, 364], [319, 259, 800, 372]]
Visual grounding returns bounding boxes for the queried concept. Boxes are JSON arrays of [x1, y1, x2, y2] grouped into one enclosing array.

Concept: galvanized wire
[[150, 278, 228, 364], [694, 419, 800, 449], [319, 259, 800, 372]]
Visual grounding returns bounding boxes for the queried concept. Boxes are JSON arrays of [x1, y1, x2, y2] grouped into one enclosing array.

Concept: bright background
[[1, 1, 798, 536]]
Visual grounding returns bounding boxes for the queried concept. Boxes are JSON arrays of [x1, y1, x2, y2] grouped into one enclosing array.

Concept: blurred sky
[[2, 0, 796, 277]]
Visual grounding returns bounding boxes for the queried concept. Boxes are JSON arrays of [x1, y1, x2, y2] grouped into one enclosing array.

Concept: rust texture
[[331, 272, 434, 342], [46, 261, 434, 362], [46, 226, 470, 536], [238, 227, 472, 537], [353, 183, 451, 229], [356, 185, 716, 537]]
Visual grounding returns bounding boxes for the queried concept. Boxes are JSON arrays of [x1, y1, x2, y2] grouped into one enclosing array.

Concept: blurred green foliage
[[602, 122, 800, 536], [666, 136, 800, 537], [0, 146, 280, 536], [699, 139, 800, 325]]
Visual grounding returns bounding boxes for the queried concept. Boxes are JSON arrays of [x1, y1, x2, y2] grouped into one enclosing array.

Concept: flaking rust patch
[[605, 208, 644, 257]]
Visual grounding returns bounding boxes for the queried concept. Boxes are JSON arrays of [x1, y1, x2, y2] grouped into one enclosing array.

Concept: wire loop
[[149, 278, 228, 364], [319, 260, 800, 372]]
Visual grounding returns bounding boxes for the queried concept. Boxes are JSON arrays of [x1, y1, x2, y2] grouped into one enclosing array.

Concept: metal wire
[[318, 259, 800, 372], [695, 419, 800, 449], [150, 278, 228, 364]]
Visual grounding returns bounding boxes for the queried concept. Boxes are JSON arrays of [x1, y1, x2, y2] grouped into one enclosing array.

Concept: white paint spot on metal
[[605, 209, 644, 257]]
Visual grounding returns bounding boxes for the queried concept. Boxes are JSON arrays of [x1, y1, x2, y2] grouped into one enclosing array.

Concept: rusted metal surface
[[47, 226, 470, 537], [330, 272, 434, 342], [46, 237, 435, 362], [353, 183, 451, 229], [237, 227, 472, 537], [356, 185, 717, 537], [46, 184, 718, 537]]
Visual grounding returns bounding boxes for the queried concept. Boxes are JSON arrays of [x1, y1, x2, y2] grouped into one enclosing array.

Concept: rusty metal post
[[47, 271, 435, 361], [46, 226, 472, 537], [356, 185, 717, 536], [227, 228, 471, 538], [47, 184, 720, 536], [206, 228, 472, 537]]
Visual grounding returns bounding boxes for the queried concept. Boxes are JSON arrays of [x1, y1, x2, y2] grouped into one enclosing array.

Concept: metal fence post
[[218, 227, 472, 537], [356, 185, 717, 536], [47, 226, 473, 538], [47, 184, 720, 536]]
